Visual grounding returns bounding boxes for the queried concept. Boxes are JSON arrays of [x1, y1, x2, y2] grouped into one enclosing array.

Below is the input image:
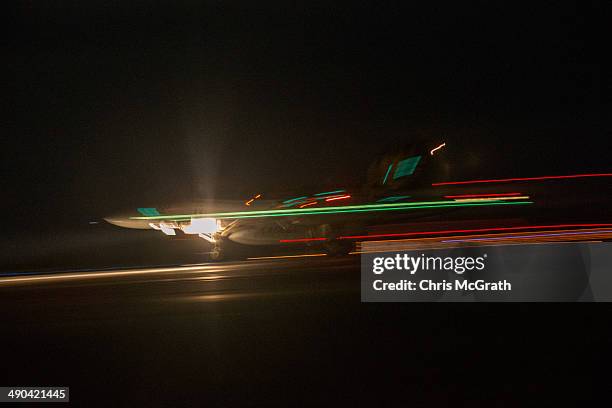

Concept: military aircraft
[[106, 141, 612, 260]]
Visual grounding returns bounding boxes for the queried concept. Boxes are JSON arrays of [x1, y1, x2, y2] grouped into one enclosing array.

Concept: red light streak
[[432, 173, 612, 186], [325, 195, 351, 202], [337, 223, 612, 240], [444, 192, 522, 199], [299, 201, 317, 208]]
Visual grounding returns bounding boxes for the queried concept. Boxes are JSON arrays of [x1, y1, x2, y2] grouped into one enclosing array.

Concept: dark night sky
[[5, 1, 604, 232]]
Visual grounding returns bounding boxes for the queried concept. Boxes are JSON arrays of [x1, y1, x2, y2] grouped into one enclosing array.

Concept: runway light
[[432, 173, 612, 186], [430, 142, 446, 155], [382, 164, 393, 184], [325, 195, 351, 202]]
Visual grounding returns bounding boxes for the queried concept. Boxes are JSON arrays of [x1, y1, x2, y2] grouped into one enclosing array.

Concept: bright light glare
[[182, 218, 219, 234]]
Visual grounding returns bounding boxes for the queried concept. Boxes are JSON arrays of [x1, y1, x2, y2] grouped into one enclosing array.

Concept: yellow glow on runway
[[247, 253, 328, 260], [1, 226, 607, 286], [0, 265, 218, 285]]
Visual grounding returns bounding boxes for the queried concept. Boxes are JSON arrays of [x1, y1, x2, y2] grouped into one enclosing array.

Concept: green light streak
[[136, 199, 475, 219], [132, 201, 533, 221], [377, 195, 411, 202], [282, 196, 308, 204], [313, 189, 346, 196], [382, 164, 393, 184], [201, 201, 532, 220]]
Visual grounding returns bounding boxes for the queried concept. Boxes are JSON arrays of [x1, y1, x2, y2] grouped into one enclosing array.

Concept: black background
[[5, 1, 605, 234], [1, 2, 608, 405]]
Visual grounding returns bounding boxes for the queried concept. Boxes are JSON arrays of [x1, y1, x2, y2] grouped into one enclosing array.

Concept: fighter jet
[[106, 141, 612, 260]]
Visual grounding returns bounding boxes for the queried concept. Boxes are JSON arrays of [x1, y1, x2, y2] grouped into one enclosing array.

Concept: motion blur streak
[[365, 227, 612, 244], [314, 189, 346, 196], [356, 240, 604, 254], [430, 142, 446, 155], [356, 227, 612, 252], [338, 223, 612, 240], [432, 173, 612, 186], [247, 254, 327, 260], [382, 164, 393, 184], [451, 196, 529, 202], [244, 194, 262, 206], [282, 196, 308, 204], [444, 193, 522, 198], [325, 195, 351, 202], [0, 265, 220, 286], [131, 200, 533, 221], [443, 229, 612, 243], [218, 201, 532, 219], [279, 238, 328, 243]]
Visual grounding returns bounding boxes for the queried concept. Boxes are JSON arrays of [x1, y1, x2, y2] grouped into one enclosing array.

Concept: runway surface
[[0, 251, 606, 405]]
